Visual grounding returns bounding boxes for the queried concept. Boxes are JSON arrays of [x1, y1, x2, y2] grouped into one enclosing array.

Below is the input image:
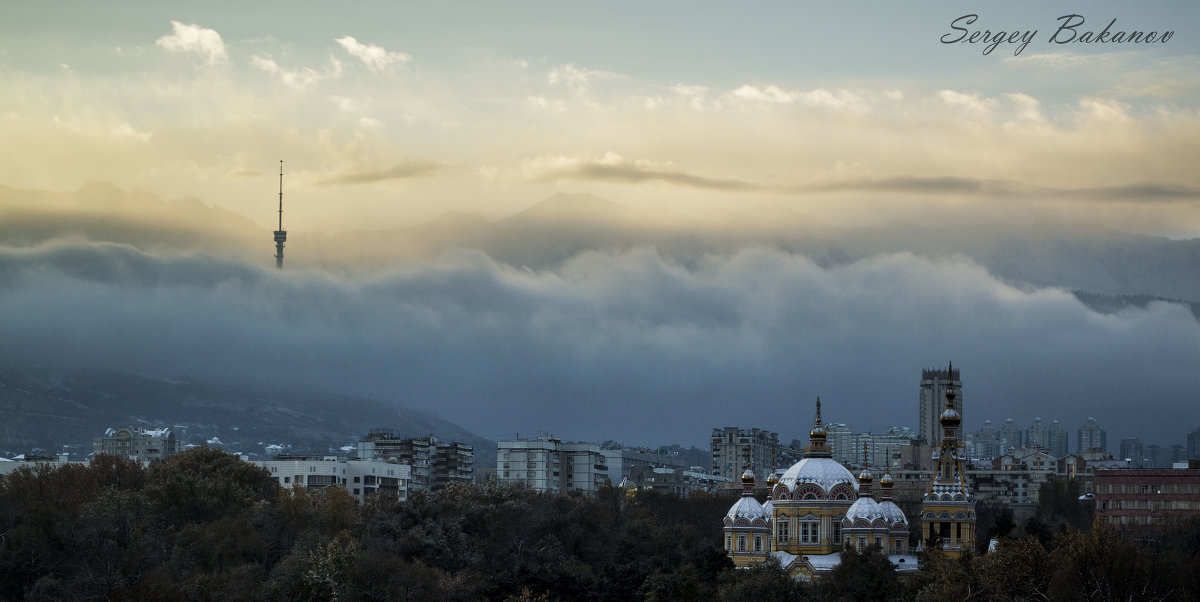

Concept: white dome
[[726, 495, 767, 522], [845, 496, 884, 524], [879, 499, 908, 526], [778, 457, 859, 496], [762, 499, 774, 516]]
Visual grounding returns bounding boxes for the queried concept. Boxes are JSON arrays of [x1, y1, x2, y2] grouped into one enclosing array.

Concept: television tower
[[273, 160, 287, 269]]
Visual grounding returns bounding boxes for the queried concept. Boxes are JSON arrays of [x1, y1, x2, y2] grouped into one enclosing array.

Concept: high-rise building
[[357, 431, 474, 491], [1188, 427, 1200, 460], [998, 419, 1022, 454], [1120, 438, 1145, 468], [1077, 417, 1107, 454], [825, 423, 855, 467], [1145, 444, 1173, 469], [93, 427, 177, 462], [1171, 445, 1188, 467], [828, 426, 915, 469], [1047, 421, 1069, 458], [1026, 418, 1049, 451], [710, 426, 785, 480], [497, 437, 609, 494], [972, 420, 1002, 460], [919, 364, 962, 445]]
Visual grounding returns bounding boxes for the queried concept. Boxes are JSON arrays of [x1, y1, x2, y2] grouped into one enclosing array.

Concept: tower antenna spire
[[273, 160, 287, 269]]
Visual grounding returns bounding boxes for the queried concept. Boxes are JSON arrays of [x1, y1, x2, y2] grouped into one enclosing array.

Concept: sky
[[1, 2, 1198, 450]]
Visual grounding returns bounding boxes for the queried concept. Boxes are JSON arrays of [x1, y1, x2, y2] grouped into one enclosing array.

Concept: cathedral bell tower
[[919, 362, 976, 557]]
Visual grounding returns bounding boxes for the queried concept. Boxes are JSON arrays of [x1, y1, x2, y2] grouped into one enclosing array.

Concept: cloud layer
[[1, 238, 1195, 448], [155, 21, 228, 66], [3, 17, 1199, 235]]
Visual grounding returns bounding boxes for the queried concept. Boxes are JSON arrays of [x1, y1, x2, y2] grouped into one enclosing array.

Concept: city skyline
[[1, 2, 1198, 449]]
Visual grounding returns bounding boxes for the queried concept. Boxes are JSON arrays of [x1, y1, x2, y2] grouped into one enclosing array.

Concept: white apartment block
[[497, 438, 610, 495], [253, 455, 411, 503]]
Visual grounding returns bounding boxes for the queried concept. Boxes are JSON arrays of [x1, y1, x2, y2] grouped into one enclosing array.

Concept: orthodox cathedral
[[723, 387, 974, 579]]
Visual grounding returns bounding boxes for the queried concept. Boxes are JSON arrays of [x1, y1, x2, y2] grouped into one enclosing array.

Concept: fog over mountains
[[1, 183, 1197, 449]]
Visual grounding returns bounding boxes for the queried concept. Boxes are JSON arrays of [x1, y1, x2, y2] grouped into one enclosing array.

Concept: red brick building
[[1094, 467, 1200, 530]]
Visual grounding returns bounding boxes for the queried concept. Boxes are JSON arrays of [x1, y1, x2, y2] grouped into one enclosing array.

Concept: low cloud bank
[[1, 240, 1195, 447]]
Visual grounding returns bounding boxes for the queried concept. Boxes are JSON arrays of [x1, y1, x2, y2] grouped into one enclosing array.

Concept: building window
[[874, 536, 882, 549], [800, 520, 820, 544], [725, 534, 731, 550], [754, 535, 762, 552], [777, 519, 790, 544], [737, 535, 747, 552], [832, 520, 842, 544]]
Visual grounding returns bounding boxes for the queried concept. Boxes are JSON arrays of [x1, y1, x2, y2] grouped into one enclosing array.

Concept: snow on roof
[[771, 550, 798, 568], [772, 551, 919, 574], [0, 457, 12, 462], [878, 500, 909, 526], [806, 552, 843, 570], [845, 496, 885, 523], [726, 495, 767, 521], [207, 437, 222, 445], [889, 553, 920, 572], [778, 456, 858, 493]]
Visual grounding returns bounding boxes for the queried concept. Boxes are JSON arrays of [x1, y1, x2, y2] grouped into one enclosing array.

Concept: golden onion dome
[[880, 471, 895, 488], [940, 386, 962, 428], [741, 469, 756, 485]]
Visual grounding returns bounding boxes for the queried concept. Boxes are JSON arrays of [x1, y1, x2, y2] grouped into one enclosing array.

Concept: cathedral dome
[[844, 494, 884, 524], [726, 469, 767, 522], [778, 397, 858, 498], [878, 498, 907, 526], [726, 495, 767, 522], [778, 457, 859, 497]]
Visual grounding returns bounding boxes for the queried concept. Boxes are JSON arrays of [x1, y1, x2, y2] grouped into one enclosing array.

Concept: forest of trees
[[1, 448, 1198, 601]]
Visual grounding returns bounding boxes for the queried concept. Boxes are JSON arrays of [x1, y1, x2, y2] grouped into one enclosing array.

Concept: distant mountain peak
[[514, 193, 624, 221]]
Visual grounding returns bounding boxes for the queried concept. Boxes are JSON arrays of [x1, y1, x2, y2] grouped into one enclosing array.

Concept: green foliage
[[716, 555, 810, 601], [1036, 477, 1093, 531], [143, 447, 280, 525], [2, 461, 1199, 601], [819, 545, 903, 602]]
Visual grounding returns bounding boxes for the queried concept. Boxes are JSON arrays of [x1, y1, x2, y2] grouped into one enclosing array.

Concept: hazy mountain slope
[[0, 368, 496, 468]]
